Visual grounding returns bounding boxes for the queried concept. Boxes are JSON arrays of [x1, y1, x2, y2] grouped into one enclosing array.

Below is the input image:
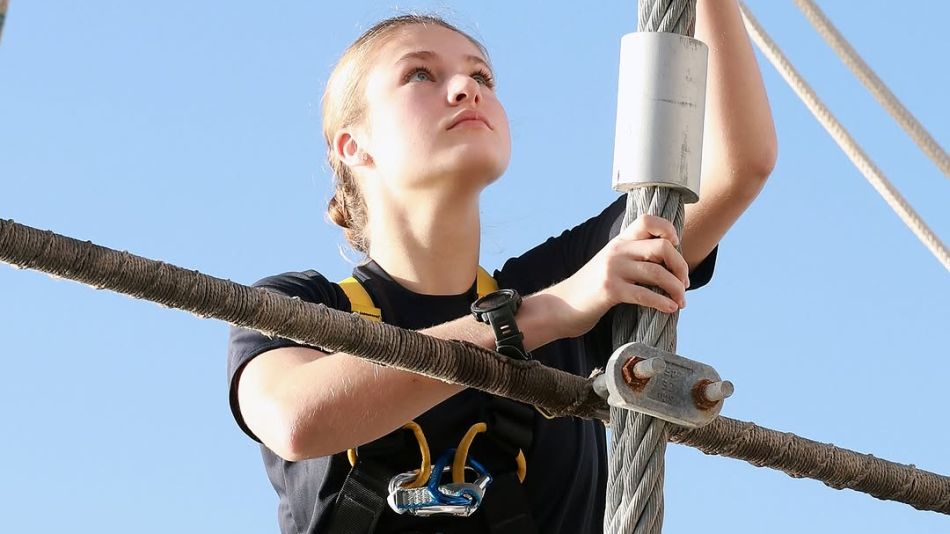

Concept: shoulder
[[227, 268, 350, 380], [226, 268, 350, 443], [252, 269, 350, 310]]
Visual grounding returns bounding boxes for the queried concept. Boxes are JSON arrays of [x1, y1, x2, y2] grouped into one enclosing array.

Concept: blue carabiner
[[427, 449, 490, 506]]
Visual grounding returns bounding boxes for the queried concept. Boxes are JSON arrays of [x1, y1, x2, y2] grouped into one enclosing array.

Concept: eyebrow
[[394, 50, 492, 71]]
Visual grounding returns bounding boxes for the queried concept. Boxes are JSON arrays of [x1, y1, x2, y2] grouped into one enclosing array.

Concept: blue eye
[[472, 69, 496, 89], [406, 67, 434, 83]]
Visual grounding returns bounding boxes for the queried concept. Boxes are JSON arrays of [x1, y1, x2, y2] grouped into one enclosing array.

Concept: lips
[[447, 110, 492, 130]]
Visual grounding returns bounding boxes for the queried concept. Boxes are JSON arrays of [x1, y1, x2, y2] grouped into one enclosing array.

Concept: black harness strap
[[326, 429, 415, 534], [482, 471, 538, 534], [483, 396, 534, 458], [478, 396, 539, 534], [326, 460, 391, 534]]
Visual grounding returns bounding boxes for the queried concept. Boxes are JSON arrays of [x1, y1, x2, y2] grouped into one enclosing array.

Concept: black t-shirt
[[227, 196, 717, 534]]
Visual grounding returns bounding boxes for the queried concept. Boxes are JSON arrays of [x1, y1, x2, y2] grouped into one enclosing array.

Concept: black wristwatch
[[471, 289, 531, 360]]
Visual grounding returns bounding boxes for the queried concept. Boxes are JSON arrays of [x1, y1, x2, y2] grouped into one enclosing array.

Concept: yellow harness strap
[[339, 266, 497, 323], [337, 277, 382, 321], [476, 266, 499, 296]]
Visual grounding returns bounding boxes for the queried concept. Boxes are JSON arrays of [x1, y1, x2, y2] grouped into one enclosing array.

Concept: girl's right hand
[[543, 214, 690, 340]]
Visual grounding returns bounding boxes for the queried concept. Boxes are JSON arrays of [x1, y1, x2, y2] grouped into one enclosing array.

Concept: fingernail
[[686, 277, 691, 289]]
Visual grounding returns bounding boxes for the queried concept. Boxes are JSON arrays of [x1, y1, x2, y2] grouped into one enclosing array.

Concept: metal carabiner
[[427, 449, 490, 506], [387, 450, 493, 517], [387, 465, 483, 516]]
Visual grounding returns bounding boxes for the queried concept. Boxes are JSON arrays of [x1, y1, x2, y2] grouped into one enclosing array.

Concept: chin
[[450, 160, 506, 190], [443, 145, 509, 183]]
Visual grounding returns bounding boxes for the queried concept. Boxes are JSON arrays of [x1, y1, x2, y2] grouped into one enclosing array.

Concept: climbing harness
[[328, 268, 539, 533]]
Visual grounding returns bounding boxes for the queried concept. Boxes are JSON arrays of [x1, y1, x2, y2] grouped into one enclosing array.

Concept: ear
[[333, 129, 373, 168]]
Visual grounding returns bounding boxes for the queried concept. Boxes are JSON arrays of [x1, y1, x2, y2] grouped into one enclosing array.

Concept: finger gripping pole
[[612, 32, 708, 203]]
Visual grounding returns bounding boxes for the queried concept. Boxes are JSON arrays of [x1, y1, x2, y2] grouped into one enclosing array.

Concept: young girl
[[227, 3, 776, 533]]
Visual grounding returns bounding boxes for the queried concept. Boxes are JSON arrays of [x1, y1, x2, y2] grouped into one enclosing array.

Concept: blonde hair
[[322, 14, 489, 253]]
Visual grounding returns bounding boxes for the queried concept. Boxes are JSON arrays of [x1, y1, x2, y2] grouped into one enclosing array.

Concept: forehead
[[372, 24, 488, 68]]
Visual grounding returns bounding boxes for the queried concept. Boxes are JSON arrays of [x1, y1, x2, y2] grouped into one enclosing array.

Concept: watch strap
[[475, 290, 530, 361]]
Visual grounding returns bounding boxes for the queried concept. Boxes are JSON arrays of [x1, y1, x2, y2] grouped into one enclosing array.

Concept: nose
[[447, 74, 480, 106]]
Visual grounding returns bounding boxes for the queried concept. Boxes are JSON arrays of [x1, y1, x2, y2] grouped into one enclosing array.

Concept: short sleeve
[[687, 244, 717, 291], [226, 270, 349, 442]]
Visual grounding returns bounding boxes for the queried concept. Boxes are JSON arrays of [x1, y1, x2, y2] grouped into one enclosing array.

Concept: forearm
[[271, 289, 568, 461]]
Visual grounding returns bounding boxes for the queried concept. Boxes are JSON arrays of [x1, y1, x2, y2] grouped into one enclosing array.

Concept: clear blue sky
[[1, 1, 947, 532]]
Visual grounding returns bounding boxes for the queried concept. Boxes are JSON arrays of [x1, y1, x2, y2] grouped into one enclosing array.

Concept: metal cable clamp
[[593, 342, 733, 428]]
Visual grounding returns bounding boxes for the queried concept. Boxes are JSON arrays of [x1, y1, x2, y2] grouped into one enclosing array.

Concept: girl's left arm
[[682, 0, 778, 270]]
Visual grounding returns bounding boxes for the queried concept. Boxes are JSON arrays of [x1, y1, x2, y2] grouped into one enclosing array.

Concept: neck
[[366, 191, 481, 295]]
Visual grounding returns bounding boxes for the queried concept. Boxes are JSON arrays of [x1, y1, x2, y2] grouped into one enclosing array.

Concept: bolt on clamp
[[593, 342, 732, 428]]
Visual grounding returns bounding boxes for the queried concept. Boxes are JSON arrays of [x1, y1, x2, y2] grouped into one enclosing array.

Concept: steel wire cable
[[604, 1, 697, 532]]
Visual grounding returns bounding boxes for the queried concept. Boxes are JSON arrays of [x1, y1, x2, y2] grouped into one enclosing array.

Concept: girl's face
[[357, 24, 511, 199]]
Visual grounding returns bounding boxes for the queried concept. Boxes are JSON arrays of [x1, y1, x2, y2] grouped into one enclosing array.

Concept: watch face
[[475, 289, 514, 312], [477, 291, 511, 310]]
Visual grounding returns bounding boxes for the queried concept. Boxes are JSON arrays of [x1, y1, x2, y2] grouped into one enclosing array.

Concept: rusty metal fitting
[[598, 342, 733, 428], [621, 356, 667, 391], [692, 379, 734, 410]]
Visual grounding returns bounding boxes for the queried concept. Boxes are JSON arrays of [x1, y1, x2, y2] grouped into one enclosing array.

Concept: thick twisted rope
[[2, 217, 950, 514], [670, 417, 950, 513], [739, 2, 950, 272], [604, 0, 697, 532], [793, 0, 949, 178], [0, 219, 607, 420]]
